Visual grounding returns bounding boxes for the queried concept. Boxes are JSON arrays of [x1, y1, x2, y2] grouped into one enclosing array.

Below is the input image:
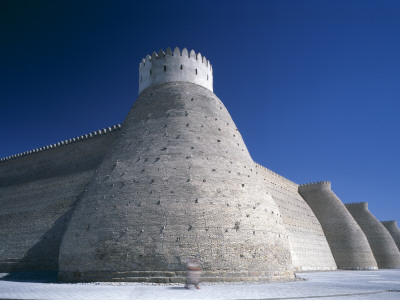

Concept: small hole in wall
[[180, 64, 183, 70], [164, 65, 166, 71], [207, 74, 208, 80], [234, 222, 240, 231], [195, 69, 198, 75], [150, 70, 152, 75]]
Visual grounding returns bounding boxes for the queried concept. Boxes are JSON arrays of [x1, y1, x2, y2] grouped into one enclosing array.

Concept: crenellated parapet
[[138, 47, 213, 95], [344, 202, 368, 209], [381, 220, 398, 226], [254, 162, 298, 186], [0, 124, 121, 163], [298, 181, 331, 192]]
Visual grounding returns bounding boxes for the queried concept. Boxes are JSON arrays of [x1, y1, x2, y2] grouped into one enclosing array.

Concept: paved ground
[[0, 270, 399, 300]]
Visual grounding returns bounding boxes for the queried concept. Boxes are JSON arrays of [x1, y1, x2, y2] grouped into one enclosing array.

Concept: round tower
[[298, 182, 378, 270], [138, 47, 213, 95], [381, 221, 400, 251], [58, 48, 294, 282], [345, 203, 400, 268]]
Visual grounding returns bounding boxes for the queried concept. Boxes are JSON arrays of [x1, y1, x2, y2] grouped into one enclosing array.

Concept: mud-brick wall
[[58, 82, 294, 283], [299, 183, 377, 270], [255, 164, 336, 271], [345, 203, 400, 269], [381, 221, 400, 251], [0, 130, 119, 271]]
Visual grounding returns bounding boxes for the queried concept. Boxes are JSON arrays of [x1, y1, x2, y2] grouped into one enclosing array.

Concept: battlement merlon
[[381, 220, 398, 226], [0, 124, 122, 163], [138, 47, 213, 95], [298, 181, 331, 192], [344, 202, 368, 209]]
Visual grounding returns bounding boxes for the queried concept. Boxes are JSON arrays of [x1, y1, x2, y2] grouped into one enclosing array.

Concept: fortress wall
[[0, 129, 120, 271], [381, 221, 400, 251], [59, 82, 294, 283], [345, 203, 400, 268], [255, 164, 336, 271], [299, 182, 377, 270]]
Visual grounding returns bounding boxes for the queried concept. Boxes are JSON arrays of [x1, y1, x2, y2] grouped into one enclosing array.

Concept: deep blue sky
[[1, 1, 399, 222]]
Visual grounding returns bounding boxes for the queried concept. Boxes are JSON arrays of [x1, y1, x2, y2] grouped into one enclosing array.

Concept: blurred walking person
[[184, 259, 202, 289]]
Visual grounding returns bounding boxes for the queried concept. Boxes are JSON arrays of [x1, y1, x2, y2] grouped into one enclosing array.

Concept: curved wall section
[[298, 182, 377, 270], [59, 82, 294, 283], [381, 221, 400, 251], [256, 164, 336, 271], [345, 203, 400, 268]]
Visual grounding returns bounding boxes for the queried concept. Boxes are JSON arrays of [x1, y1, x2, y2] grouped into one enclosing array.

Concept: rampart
[[345, 203, 400, 268], [298, 182, 377, 270], [58, 81, 294, 283], [381, 221, 400, 251], [0, 125, 121, 271], [1, 46, 399, 282], [255, 164, 336, 271]]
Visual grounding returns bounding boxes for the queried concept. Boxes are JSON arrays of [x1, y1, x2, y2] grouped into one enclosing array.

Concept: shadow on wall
[[1, 271, 58, 283], [1, 201, 77, 283]]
